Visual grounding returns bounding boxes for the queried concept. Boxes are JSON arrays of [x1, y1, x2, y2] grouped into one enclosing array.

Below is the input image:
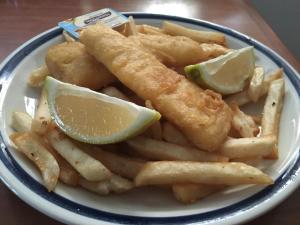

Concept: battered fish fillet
[[128, 34, 229, 66], [80, 24, 232, 151], [46, 42, 116, 90]]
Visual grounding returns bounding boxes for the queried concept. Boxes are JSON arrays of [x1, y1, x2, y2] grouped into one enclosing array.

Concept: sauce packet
[[58, 8, 128, 39]]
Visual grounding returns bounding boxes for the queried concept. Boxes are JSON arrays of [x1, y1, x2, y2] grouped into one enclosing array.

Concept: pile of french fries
[[10, 19, 285, 204]]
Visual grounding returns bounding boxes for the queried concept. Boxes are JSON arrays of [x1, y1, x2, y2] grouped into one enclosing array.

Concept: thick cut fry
[[162, 21, 226, 46], [127, 16, 138, 36], [10, 132, 60, 191], [172, 184, 224, 203], [46, 42, 116, 90], [63, 31, 76, 42], [31, 88, 51, 135], [231, 104, 259, 138], [79, 174, 134, 195], [248, 67, 264, 102], [225, 69, 283, 106], [137, 24, 165, 35], [101, 86, 130, 101], [80, 24, 232, 151], [261, 78, 285, 159], [232, 157, 262, 167], [47, 129, 111, 181], [127, 137, 228, 162], [145, 100, 162, 140], [44, 140, 80, 186], [82, 146, 145, 179], [135, 161, 273, 186], [11, 113, 79, 186], [162, 122, 192, 146], [28, 65, 50, 87], [219, 136, 276, 159], [11, 111, 32, 132], [128, 34, 229, 66]]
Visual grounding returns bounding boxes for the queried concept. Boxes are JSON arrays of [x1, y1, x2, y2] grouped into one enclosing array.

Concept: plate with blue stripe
[[0, 13, 299, 225]]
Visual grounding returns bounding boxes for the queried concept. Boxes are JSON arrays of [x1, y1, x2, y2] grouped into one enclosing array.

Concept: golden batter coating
[[80, 24, 232, 151], [128, 34, 229, 66], [46, 42, 116, 90]]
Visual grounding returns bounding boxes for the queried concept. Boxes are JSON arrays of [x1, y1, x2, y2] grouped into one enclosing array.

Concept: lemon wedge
[[45, 77, 161, 144], [184, 46, 255, 94]]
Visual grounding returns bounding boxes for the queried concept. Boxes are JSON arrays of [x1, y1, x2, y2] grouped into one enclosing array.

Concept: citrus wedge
[[184, 46, 255, 94], [45, 77, 161, 144]]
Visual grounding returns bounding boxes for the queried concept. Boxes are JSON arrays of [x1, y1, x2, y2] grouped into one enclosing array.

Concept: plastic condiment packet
[[58, 8, 128, 39]]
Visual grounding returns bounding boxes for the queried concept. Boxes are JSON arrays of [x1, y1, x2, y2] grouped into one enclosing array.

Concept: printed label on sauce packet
[[58, 8, 128, 39]]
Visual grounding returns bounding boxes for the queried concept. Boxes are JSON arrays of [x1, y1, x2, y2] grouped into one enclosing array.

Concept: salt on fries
[[11, 112, 80, 186], [135, 161, 273, 186], [31, 88, 52, 135], [261, 78, 285, 159], [47, 129, 111, 181], [10, 18, 286, 203], [10, 132, 60, 191], [219, 136, 276, 159]]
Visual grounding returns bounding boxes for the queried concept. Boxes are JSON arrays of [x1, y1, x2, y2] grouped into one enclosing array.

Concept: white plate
[[0, 13, 299, 225]]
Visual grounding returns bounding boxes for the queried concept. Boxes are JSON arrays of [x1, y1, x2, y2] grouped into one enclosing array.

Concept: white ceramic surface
[[0, 13, 299, 225]]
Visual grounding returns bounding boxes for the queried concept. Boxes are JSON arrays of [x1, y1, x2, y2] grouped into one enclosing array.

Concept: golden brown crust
[[80, 24, 232, 151], [45, 42, 116, 90]]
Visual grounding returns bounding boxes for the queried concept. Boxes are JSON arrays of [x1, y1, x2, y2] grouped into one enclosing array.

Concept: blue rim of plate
[[0, 13, 299, 224]]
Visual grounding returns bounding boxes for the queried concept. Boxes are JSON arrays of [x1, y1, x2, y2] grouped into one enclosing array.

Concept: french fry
[[135, 161, 273, 186], [232, 157, 262, 167], [145, 100, 162, 140], [172, 184, 224, 204], [27, 65, 50, 87], [162, 21, 226, 46], [219, 136, 276, 159], [101, 86, 130, 101], [127, 16, 138, 36], [248, 67, 264, 102], [200, 43, 231, 58], [137, 24, 165, 35], [127, 136, 228, 162], [79, 174, 134, 195], [43, 140, 79, 186], [63, 31, 76, 42], [162, 122, 192, 146], [261, 78, 285, 159], [47, 128, 111, 181], [231, 103, 259, 138], [31, 88, 52, 135], [11, 111, 32, 132], [82, 146, 145, 179], [225, 68, 283, 106], [10, 132, 60, 191], [11, 112, 79, 186]]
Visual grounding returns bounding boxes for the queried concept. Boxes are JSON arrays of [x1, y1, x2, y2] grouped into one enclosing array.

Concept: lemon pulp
[[56, 94, 135, 137]]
